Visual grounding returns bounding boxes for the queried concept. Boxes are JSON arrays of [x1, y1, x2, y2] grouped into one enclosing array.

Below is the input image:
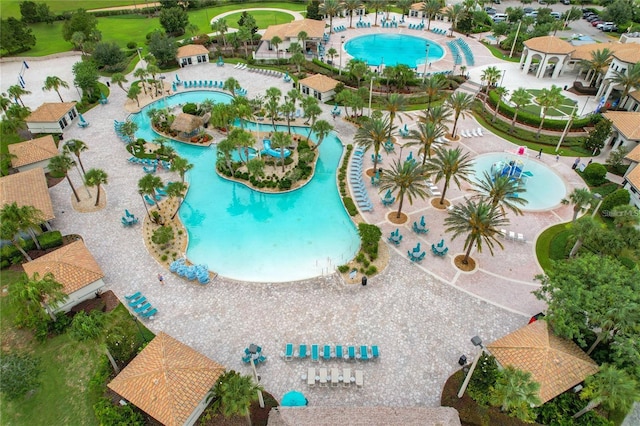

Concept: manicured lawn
[[222, 11, 296, 29], [522, 89, 578, 119], [480, 42, 521, 63], [0, 0, 138, 18]]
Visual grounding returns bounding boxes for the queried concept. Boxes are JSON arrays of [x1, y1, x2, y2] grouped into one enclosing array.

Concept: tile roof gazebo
[[487, 320, 599, 404], [520, 36, 575, 79], [8, 135, 58, 173], [0, 167, 55, 224], [298, 74, 340, 101], [108, 332, 226, 426]]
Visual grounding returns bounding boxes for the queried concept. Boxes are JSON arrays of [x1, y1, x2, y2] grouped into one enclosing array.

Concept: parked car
[[591, 19, 604, 27], [561, 0, 570, 4], [484, 6, 497, 15], [597, 21, 613, 29], [586, 15, 600, 22], [601, 23, 618, 32], [493, 13, 508, 22], [550, 11, 562, 19]]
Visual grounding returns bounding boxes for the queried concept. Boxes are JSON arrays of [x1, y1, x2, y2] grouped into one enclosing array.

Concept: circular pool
[[472, 153, 567, 211], [344, 34, 444, 67]]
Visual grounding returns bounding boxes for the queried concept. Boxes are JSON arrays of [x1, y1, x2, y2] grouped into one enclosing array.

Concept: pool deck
[[0, 21, 611, 410]]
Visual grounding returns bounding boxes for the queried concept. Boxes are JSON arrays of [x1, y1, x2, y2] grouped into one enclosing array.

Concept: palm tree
[[211, 18, 228, 46], [270, 131, 292, 172], [280, 101, 295, 134], [0, 93, 12, 112], [127, 85, 141, 107], [608, 62, 640, 107], [138, 174, 164, 215], [489, 366, 541, 422], [49, 154, 81, 202], [508, 88, 533, 133], [535, 85, 562, 138], [380, 159, 430, 219], [207, 370, 262, 425], [119, 120, 138, 142], [246, 158, 265, 182], [326, 47, 337, 65], [472, 171, 529, 216], [382, 93, 406, 141], [0, 202, 45, 259], [355, 115, 393, 174], [265, 87, 282, 128], [146, 64, 160, 97], [573, 365, 640, 419], [567, 215, 599, 258], [229, 128, 255, 165], [492, 87, 508, 123], [133, 68, 149, 95], [579, 48, 612, 87], [397, 0, 413, 19], [111, 73, 129, 93], [407, 121, 445, 165], [9, 272, 67, 324], [224, 77, 241, 99], [561, 188, 594, 222], [369, 0, 385, 26], [63, 139, 89, 176], [446, 92, 475, 138], [481, 66, 501, 101], [216, 137, 236, 175], [297, 30, 308, 52], [170, 156, 193, 183], [347, 59, 368, 88], [422, 0, 441, 30], [270, 35, 282, 59], [421, 104, 452, 129], [84, 168, 108, 207], [42, 76, 69, 102], [302, 95, 322, 130], [166, 181, 187, 219], [6, 85, 31, 107], [320, 0, 342, 33], [445, 4, 466, 35], [343, 0, 362, 27], [425, 146, 475, 206], [1, 104, 31, 135], [423, 75, 448, 111], [310, 119, 333, 150]]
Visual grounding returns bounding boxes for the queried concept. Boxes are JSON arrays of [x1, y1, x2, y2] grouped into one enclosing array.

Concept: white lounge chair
[[517, 233, 525, 243], [477, 127, 484, 136], [500, 229, 507, 238], [319, 368, 328, 387], [343, 367, 351, 387], [308, 367, 316, 386], [471, 129, 478, 137], [508, 231, 516, 240], [355, 370, 364, 388], [331, 368, 340, 387]]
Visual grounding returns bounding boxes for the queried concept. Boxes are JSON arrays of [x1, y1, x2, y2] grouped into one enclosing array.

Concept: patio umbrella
[[281, 390, 307, 407]]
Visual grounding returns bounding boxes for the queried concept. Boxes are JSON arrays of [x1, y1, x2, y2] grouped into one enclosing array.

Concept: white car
[[597, 21, 613, 29]]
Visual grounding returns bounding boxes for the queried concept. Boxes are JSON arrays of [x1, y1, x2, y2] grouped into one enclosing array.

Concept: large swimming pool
[[344, 34, 444, 67], [129, 91, 360, 282], [472, 153, 567, 211]]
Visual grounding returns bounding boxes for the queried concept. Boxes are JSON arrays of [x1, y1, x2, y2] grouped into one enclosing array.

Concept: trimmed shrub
[[337, 265, 350, 273], [69, 311, 105, 341], [278, 178, 292, 190], [343, 197, 358, 216], [37, 230, 63, 250], [581, 162, 607, 186], [358, 223, 381, 259], [182, 103, 198, 114], [599, 189, 631, 215]]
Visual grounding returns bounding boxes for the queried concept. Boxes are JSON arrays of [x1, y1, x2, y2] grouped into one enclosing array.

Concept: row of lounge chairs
[[500, 229, 525, 243], [355, 21, 371, 28], [408, 22, 425, 30], [381, 19, 397, 28], [460, 128, 484, 138], [283, 343, 380, 361], [235, 88, 248, 97], [234, 63, 248, 70], [128, 157, 171, 169], [121, 209, 139, 227], [350, 147, 373, 212], [183, 80, 224, 89], [169, 258, 210, 284], [247, 67, 284, 78], [333, 25, 347, 32], [423, 70, 453, 78], [426, 179, 441, 197], [306, 367, 363, 388], [446, 40, 464, 65], [124, 291, 158, 320], [431, 27, 447, 35], [452, 38, 475, 66]]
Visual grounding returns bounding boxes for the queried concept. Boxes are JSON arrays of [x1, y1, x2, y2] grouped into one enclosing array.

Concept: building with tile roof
[[0, 167, 55, 223], [520, 36, 575, 79], [298, 74, 340, 102], [108, 332, 226, 426], [602, 111, 640, 150], [22, 240, 105, 312], [177, 44, 210, 67], [268, 406, 462, 425], [259, 19, 326, 59], [8, 135, 58, 173], [622, 144, 640, 209], [25, 102, 78, 134], [487, 320, 599, 404], [594, 39, 640, 103]]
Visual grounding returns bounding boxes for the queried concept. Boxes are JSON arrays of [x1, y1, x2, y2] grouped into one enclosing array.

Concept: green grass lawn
[[222, 11, 295, 29], [0, 0, 139, 18], [480, 42, 521, 63]]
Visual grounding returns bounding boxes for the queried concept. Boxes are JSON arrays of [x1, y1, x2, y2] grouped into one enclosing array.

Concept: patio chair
[[140, 308, 157, 319], [242, 355, 251, 363], [134, 302, 151, 314], [347, 345, 356, 360], [311, 344, 320, 362], [125, 291, 141, 300], [319, 368, 328, 387], [299, 344, 308, 359], [323, 345, 331, 360], [144, 195, 156, 206], [360, 345, 369, 361], [517, 233, 525, 243], [355, 370, 364, 388], [477, 127, 484, 136], [307, 367, 316, 386], [284, 343, 294, 361], [508, 231, 516, 240], [343, 368, 351, 387], [335, 345, 344, 359], [371, 345, 380, 359]]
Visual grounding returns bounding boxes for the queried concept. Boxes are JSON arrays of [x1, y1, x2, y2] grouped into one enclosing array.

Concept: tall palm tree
[[492, 87, 508, 123], [49, 154, 81, 202], [445, 4, 466, 36], [119, 120, 138, 142], [223, 77, 241, 99], [84, 168, 108, 206], [481, 66, 501, 101], [270, 35, 282, 59], [302, 96, 322, 133], [216, 137, 236, 175], [561, 188, 594, 222], [423, 75, 447, 111], [579, 48, 612, 87], [369, 0, 385, 26], [407, 121, 445, 165], [382, 93, 406, 141], [310, 119, 333, 150], [1, 104, 31, 134], [166, 181, 187, 219], [508, 88, 533, 133], [211, 18, 228, 46], [111, 73, 129, 93], [146, 64, 161, 97], [63, 139, 89, 176], [170, 156, 193, 183], [535, 85, 563, 139], [421, 104, 453, 129], [379, 159, 430, 219], [6, 85, 31, 107], [270, 131, 292, 172], [265, 87, 282, 128], [138, 174, 164, 215], [229, 128, 255, 165], [422, 0, 441, 30], [320, 0, 342, 33], [608, 62, 640, 107], [489, 366, 541, 422], [297, 30, 308, 51], [446, 92, 475, 138], [343, 0, 362, 27], [207, 370, 262, 425], [573, 365, 640, 419], [424, 146, 475, 205], [355, 115, 393, 173], [0, 93, 12, 112], [0, 202, 45, 259], [42, 76, 69, 102], [472, 171, 529, 216], [127, 85, 141, 107], [133, 68, 149, 95], [9, 272, 67, 324], [280, 101, 295, 134]]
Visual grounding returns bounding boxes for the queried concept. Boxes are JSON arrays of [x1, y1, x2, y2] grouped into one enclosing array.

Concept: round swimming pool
[[129, 91, 360, 282], [344, 34, 444, 67], [472, 153, 567, 211]]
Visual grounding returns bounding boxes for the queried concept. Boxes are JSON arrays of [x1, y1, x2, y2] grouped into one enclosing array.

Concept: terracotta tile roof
[[0, 167, 54, 221], [261, 19, 326, 41], [25, 102, 76, 123], [411, 2, 425, 10], [630, 90, 640, 102], [299, 74, 339, 93], [625, 163, 640, 188], [108, 332, 225, 426], [602, 111, 640, 141], [8, 135, 58, 168], [625, 144, 640, 163], [269, 406, 461, 425], [177, 44, 209, 58], [22, 240, 104, 295], [487, 320, 599, 404], [570, 42, 638, 62], [613, 46, 640, 64], [524, 36, 575, 55]]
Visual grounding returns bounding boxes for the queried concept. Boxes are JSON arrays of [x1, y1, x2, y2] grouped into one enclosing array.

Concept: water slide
[[261, 139, 291, 159]]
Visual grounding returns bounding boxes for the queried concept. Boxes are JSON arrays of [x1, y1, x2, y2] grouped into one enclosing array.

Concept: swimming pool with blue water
[[129, 91, 360, 282], [344, 34, 445, 67]]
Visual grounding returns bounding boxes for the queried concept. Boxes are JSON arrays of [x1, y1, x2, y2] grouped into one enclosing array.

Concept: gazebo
[[170, 113, 204, 138], [519, 36, 575, 79], [487, 320, 599, 404]]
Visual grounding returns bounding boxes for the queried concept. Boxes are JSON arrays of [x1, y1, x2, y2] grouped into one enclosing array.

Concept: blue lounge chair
[[144, 195, 156, 205], [134, 302, 151, 314], [284, 343, 294, 360], [335, 345, 344, 359], [348, 346, 356, 360], [127, 294, 145, 306], [125, 291, 141, 300], [242, 355, 251, 363], [323, 345, 331, 360], [140, 307, 157, 319], [371, 345, 380, 358], [311, 344, 319, 362], [360, 345, 369, 361], [299, 344, 308, 359], [256, 355, 267, 364]]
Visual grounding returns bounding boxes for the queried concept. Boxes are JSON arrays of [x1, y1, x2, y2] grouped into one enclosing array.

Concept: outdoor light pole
[[580, 96, 592, 116], [339, 36, 345, 76], [591, 193, 604, 218], [136, 47, 144, 65], [423, 43, 430, 83], [556, 103, 577, 152], [452, 54, 459, 75], [368, 72, 375, 117], [458, 336, 484, 398]]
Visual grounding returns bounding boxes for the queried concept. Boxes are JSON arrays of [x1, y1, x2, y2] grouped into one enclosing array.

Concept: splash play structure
[[490, 146, 534, 183]]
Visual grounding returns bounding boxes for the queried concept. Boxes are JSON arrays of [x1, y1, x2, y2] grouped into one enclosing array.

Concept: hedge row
[[1, 231, 63, 269]]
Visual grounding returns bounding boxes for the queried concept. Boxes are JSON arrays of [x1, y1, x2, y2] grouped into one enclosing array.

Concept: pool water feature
[[344, 34, 445, 67], [129, 91, 360, 282], [472, 153, 567, 211]]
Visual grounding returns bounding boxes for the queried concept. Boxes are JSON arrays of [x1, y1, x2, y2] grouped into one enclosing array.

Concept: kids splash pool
[[344, 34, 444, 67], [472, 153, 567, 211], [129, 91, 359, 282]]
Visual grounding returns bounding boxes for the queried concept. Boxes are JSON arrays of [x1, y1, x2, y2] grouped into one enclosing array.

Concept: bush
[[467, 353, 500, 406], [581, 162, 607, 186], [37, 230, 63, 249], [126, 41, 137, 49], [93, 398, 144, 425], [343, 197, 358, 216], [92, 41, 126, 68], [337, 265, 350, 273], [358, 223, 381, 259], [69, 311, 105, 341], [0, 352, 41, 401], [182, 103, 198, 114], [278, 178, 292, 190], [600, 189, 631, 215]]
